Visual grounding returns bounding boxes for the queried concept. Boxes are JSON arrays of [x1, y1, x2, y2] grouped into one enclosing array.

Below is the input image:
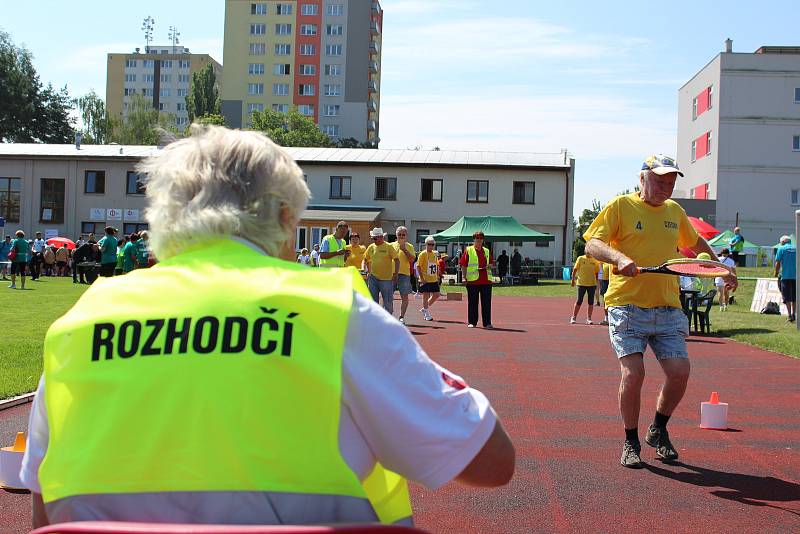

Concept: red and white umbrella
[[47, 237, 76, 250]]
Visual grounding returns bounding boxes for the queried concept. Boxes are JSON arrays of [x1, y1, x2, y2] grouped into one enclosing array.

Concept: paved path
[[1, 296, 798, 533]]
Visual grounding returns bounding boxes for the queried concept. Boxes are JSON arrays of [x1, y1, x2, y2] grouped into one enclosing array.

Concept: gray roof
[[301, 208, 383, 222], [0, 144, 571, 169]]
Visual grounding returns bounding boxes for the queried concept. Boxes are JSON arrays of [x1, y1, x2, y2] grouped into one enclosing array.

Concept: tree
[[250, 108, 332, 147], [336, 137, 360, 148], [0, 30, 74, 143], [74, 90, 110, 144], [109, 94, 177, 145], [194, 113, 226, 126], [573, 199, 604, 259], [185, 64, 220, 123]]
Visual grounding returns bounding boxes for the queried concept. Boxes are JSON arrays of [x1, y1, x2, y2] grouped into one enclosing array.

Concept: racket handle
[[612, 266, 642, 276]]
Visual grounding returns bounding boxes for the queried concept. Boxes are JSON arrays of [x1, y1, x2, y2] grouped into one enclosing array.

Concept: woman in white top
[[297, 248, 311, 265], [715, 248, 737, 310]]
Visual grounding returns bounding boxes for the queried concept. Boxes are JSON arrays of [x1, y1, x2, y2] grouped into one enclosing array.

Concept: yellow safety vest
[[319, 234, 345, 267], [39, 238, 411, 523], [465, 246, 490, 282]]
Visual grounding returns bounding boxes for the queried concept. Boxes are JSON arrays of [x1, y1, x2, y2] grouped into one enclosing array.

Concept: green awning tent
[[772, 234, 796, 248], [430, 216, 555, 243], [707, 230, 763, 250]]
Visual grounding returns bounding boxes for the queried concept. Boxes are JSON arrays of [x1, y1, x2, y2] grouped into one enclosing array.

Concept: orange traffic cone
[[709, 391, 719, 405], [701, 392, 728, 430], [0, 431, 27, 490]]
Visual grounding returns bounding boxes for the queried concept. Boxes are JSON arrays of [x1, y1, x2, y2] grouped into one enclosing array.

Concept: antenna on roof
[[168, 25, 181, 54], [141, 16, 155, 53]]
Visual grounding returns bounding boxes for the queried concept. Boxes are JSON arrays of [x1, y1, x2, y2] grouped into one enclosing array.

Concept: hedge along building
[[0, 145, 575, 265]]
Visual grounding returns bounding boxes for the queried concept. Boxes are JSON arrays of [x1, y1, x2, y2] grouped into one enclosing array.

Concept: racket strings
[[664, 263, 729, 276]]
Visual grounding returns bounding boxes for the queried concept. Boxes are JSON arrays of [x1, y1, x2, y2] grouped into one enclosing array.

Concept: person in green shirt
[[122, 234, 140, 273], [9, 230, 30, 289], [96, 226, 119, 277]]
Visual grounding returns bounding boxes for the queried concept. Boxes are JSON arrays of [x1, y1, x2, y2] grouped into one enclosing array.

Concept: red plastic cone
[[11, 432, 25, 452], [709, 392, 719, 405]]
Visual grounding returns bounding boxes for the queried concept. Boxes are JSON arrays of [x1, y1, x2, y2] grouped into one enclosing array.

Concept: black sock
[[653, 411, 670, 429], [625, 428, 639, 444]]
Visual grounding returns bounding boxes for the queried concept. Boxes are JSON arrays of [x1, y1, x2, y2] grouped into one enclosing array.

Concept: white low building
[[0, 144, 575, 265]]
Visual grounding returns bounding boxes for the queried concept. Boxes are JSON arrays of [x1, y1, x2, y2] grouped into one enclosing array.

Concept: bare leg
[[619, 353, 645, 429], [656, 358, 691, 416], [572, 302, 581, 319], [400, 294, 409, 318], [587, 304, 594, 322]]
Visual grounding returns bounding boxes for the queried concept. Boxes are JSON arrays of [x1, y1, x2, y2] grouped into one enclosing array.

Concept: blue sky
[[2, 0, 798, 217]]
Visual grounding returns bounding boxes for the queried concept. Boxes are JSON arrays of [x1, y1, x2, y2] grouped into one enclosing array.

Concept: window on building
[[298, 84, 315, 96], [323, 84, 341, 96], [322, 124, 339, 137], [177, 88, 187, 97], [323, 104, 340, 116], [794, 135, 800, 151], [143, 59, 154, 68], [272, 104, 289, 113], [249, 43, 267, 55], [248, 83, 265, 95], [274, 44, 292, 55], [421, 179, 443, 202], [298, 104, 314, 116], [248, 63, 265, 75], [123, 223, 149, 234], [415, 229, 430, 247], [311, 227, 328, 247], [300, 24, 317, 35], [325, 44, 343, 56], [251, 2, 267, 15], [691, 140, 697, 162], [0, 177, 21, 223], [176, 74, 189, 84], [159, 102, 168, 111], [275, 23, 292, 35], [126, 171, 146, 195], [327, 24, 343, 35], [535, 241, 550, 248], [124, 88, 136, 96], [692, 97, 697, 120], [40, 178, 65, 223], [84, 171, 105, 194], [273, 63, 291, 75], [693, 86, 712, 120], [301, 4, 318, 15], [272, 83, 289, 96], [141, 88, 153, 97], [300, 44, 316, 55], [176, 102, 186, 111], [124, 74, 136, 82], [276, 3, 292, 14], [791, 189, 799, 205], [81, 221, 105, 235], [160, 88, 170, 97], [513, 181, 535, 204], [161, 60, 173, 69], [330, 176, 352, 199], [251, 23, 266, 35], [176, 117, 189, 127], [325, 64, 342, 76], [143, 74, 155, 83], [327, 4, 344, 15], [300, 64, 316, 75], [247, 103, 264, 114], [160, 74, 171, 83], [179, 60, 190, 69], [692, 131, 711, 161], [125, 59, 137, 68], [375, 177, 397, 200], [466, 180, 489, 203], [296, 226, 308, 250]]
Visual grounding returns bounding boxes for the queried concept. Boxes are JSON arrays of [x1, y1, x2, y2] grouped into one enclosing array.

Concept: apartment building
[[0, 145, 574, 265], [221, 0, 382, 144], [677, 41, 800, 244], [107, 46, 223, 129]]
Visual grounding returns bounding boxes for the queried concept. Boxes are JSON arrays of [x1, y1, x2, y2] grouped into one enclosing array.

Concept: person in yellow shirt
[[345, 232, 366, 273], [391, 226, 416, 324], [584, 154, 737, 469], [597, 262, 612, 325], [570, 253, 600, 324], [364, 227, 399, 314], [416, 236, 441, 321]]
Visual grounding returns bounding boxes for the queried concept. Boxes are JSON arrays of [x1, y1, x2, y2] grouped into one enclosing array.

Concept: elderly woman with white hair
[[21, 126, 515, 528]]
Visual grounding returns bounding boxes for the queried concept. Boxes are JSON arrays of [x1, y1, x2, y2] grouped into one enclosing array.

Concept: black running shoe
[[645, 425, 679, 460], [620, 440, 643, 468]]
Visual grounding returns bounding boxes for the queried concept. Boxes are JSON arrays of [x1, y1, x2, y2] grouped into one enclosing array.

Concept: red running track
[[1, 296, 798, 533]]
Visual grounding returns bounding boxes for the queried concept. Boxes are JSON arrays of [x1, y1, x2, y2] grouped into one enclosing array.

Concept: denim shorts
[[607, 305, 689, 360], [395, 274, 413, 296]]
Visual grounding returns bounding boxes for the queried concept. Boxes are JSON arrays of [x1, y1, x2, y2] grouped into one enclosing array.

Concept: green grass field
[[1, 269, 796, 399]]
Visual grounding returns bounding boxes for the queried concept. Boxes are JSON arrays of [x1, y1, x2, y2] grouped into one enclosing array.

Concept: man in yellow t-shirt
[[584, 154, 737, 469], [416, 236, 441, 321], [597, 262, 612, 325], [364, 227, 399, 314], [570, 253, 600, 324], [391, 226, 416, 324], [345, 232, 367, 272]]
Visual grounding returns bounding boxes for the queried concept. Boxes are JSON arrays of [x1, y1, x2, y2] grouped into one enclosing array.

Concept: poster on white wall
[[106, 208, 122, 221], [124, 209, 140, 221], [90, 208, 105, 221]]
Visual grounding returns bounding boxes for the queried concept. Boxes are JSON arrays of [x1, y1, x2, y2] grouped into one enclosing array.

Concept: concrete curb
[[0, 393, 35, 411]]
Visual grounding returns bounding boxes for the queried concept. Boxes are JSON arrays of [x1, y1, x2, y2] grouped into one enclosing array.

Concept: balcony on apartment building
[[368, 80, 378, 92], [367, 120, 377, 131], [369, 60, 378, 73], [369, 41, 380, 54], [368, 99, 378, 112], [372, 1, 381, 14], [369, 21, 380, 34]]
